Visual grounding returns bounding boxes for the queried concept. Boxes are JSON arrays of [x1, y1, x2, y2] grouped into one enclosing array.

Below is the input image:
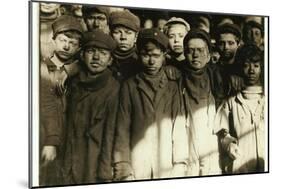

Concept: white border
[[31, 1, 40, 187]]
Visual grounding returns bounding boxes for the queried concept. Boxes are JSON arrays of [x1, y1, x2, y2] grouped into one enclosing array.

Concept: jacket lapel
[[135, 75, 155, 110]]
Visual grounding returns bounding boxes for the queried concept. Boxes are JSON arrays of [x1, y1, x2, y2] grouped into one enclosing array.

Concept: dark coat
[[110, 48, 143, 81], [63, 69, 120, 184], [39, 57, 70, 186], [113, 66, 189, 179]]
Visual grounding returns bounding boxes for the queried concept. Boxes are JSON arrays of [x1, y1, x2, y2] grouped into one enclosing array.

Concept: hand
[[227, 143, 241, 160], [113, 162, 134, 181], [41, 145, 57, 164]]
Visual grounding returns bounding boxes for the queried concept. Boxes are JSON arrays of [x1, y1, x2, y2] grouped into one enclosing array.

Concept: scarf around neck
[[78, 69, 111, 91], [183, 65, 210, 104], [140, 68, 166, 93], [113, 46, 137, 61]]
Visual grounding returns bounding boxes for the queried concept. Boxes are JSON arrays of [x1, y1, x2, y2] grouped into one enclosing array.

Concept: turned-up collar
[[78, 69, 111, 92]]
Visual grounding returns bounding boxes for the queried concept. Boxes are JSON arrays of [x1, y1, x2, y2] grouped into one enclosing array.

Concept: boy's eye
[[86, 49, 94, 54]]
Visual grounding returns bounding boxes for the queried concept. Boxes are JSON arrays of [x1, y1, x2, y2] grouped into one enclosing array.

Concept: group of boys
[[39, 3, 265, 186]]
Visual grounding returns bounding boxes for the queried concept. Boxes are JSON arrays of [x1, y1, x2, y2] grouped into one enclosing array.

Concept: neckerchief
[[183, 65, 210, 104]]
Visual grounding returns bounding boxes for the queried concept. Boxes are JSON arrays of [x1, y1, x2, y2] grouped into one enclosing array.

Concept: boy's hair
[[236, 44, 264, 84], [236, 44, 264, 67], [53, 30, 83, 44]]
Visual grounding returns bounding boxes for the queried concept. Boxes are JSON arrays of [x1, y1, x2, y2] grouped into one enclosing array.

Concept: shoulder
[[163, 65, 182, 81]]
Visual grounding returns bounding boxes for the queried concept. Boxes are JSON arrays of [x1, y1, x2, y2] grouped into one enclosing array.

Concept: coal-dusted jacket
[[63, 69, 120, 183], [113, 66, 189, 180]]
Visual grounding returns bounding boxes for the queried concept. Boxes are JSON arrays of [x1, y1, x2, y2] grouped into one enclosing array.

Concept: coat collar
[[73, 69, 112, 103], [135, 69, 168, 107], [78, 69, 111, 92]]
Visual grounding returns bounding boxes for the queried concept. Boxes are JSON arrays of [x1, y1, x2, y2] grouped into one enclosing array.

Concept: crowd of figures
[[38, 2, 266, 186]]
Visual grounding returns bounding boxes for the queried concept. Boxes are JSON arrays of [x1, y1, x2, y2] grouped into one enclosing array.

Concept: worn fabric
[[110, 47, 142, 81], [113, 66, 189, 180], [39, 57, 70, 186], [214, 92, 265, 174], [181, 70, 221, 176], [62, 69, 120, 184]]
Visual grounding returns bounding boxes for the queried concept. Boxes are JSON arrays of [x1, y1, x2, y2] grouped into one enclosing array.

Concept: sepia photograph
[[29, 0, 269, 188]]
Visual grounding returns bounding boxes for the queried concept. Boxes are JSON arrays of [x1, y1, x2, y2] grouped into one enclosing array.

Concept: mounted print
[[29, 0, 269, 188]]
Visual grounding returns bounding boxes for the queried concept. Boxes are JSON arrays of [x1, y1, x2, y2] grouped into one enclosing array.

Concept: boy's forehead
[[89, 12, 107, 17], [142, 41, 162, 52], [57, 31, 81, 41], [113, 25, 135, 32]]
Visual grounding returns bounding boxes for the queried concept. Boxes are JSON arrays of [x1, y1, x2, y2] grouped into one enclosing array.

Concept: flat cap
[[83, 29, 117, 51], [215, 23, 242, 41], [137, 28, 169, 50], [183, 29, 212, 51], [164, 17, 190, 34], [110, 10, 140, 32], [244, 20, 263, 32], [82, 5, 110, 19], [52, 15, 83, 36]]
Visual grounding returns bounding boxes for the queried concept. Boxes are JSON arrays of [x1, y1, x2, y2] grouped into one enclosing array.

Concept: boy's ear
[[108, 56, 113, 66], [134, 32, 139, 43]]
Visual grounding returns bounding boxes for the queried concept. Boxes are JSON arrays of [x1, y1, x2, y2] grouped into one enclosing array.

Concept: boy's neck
[[242, 85, 263, 99]]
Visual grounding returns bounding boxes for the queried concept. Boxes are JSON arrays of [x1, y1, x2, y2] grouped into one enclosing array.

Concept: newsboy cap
[[137, 28, 169, 50], [52, 15, 83, 36], [110, 10, 140, 32], [83, 29, 117, 51], [215, 23, 242, 41], [82, 5, 110, 19], [183, 29, 212, 52], [164, 17, 190, 34]]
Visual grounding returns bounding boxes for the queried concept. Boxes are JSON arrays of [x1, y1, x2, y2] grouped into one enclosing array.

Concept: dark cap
[[215, 23, 242, 41], [52, 15, 83, 36], [137, 28, 169, 51], [243, 21, 263, 33], [110, 10, 140, 32], [82, 5, 110, 19], [83, 29, 117, 51], [183, 29, 212, 52]]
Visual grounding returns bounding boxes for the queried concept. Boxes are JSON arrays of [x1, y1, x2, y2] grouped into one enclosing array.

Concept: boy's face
[[167, 24, 188, 55], [40, 3, 60, 14], [83, 47, 112, 74], [246, 27, 263, 47], [53, 33, 80, 61], [217, 33, 239, 63], [185, 38, 210, 70], [140, 42, 165, 75], [85, 12, 108, 32], [112, 26, 138, 52], [243, 60, 262, 86]]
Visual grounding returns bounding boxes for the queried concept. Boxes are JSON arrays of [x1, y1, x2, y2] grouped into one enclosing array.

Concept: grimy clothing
[[40, 55, 80, 186], [181, 65, 221, 176], [113, 66, 189, 180], [63, 69, 120, 184]]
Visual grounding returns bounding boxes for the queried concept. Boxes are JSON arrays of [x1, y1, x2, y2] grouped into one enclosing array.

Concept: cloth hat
[[183, 29, 212, 52], [110, 10, 140, 32], [137, 28, 169, 50], [82, 5, 110, 19], [244, 20, 263, 33], [215, 23, 242, 41], [83, 29, 116, 51], [52, 15, 83, 36], [164, 17, 190, 34]]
